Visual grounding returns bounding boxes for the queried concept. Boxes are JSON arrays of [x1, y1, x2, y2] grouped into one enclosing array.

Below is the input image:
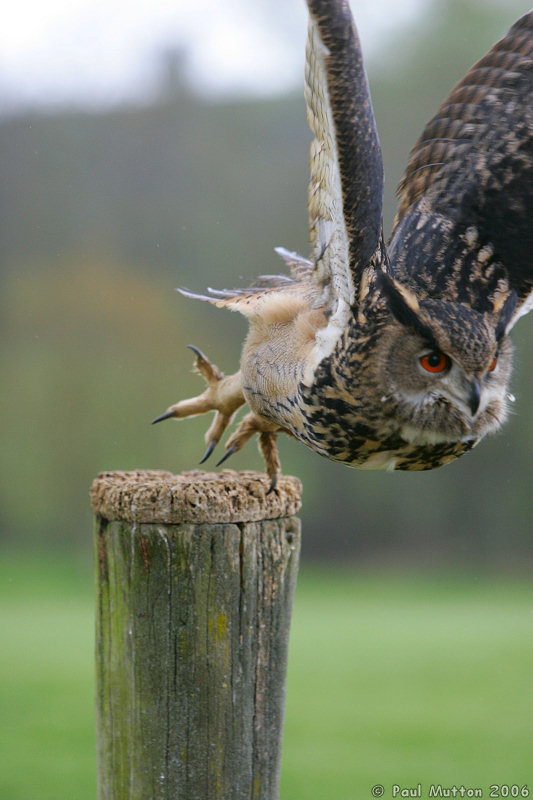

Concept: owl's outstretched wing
[[179, 0, 384, 333], [305, 0, 384, 317], [389, 11, 533, 328]]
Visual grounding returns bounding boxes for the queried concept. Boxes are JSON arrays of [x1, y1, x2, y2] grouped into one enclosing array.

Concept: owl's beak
[[467, 378, 481, 416]]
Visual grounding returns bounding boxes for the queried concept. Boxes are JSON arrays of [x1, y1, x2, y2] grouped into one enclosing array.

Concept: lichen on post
[[91, 468, 302, 800]]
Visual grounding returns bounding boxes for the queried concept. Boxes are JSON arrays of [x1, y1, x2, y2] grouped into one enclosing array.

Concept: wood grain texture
[[91, 469, 302, 525], [93, 470, 302, 800]]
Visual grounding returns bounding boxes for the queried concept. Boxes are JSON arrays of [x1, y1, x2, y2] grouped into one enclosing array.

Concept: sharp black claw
[[152, 410, 175, 425], [216, 445, 237, 467], [187, 344, 207, 361], [199, 440, 216, 465], [266, 476, 279, 495]]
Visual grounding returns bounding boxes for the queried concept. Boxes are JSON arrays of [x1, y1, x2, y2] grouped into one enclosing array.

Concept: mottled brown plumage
[[153, 1, 533, 489]]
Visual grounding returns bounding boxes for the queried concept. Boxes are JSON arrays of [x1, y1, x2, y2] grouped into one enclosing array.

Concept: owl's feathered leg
[[259, 430, 282, 493], [217, 412, 282, 492], [152, 345, 245, 462]]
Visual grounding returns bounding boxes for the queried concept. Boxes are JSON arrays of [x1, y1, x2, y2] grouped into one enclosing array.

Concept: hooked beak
[[467, 378, 481, 416]]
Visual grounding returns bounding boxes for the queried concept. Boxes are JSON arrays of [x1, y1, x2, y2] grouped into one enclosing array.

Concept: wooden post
[[90, 468, 302, 800]]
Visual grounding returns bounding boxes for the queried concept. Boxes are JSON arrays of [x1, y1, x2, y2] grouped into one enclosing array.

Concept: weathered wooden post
[[91, 468, 302, 800]]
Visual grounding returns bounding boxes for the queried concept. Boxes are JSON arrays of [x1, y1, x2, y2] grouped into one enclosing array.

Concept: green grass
[[1, 556, 532, 799], [282, 570, 533, 799], [0, 556, 95, 800]]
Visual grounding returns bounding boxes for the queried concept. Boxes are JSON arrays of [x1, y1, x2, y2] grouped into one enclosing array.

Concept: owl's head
[[377, 273, 517, 445]]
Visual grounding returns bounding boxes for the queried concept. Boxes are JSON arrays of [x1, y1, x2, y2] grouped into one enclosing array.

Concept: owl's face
[[377, 274, 516, 446], [381, 327, 513, 445]]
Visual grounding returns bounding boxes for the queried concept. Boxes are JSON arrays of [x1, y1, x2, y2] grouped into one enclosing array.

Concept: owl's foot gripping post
[[152, 345, 282, 491]]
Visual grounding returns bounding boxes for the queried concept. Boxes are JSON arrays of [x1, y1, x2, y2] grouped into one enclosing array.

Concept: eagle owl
[[153, 1, 533, 490]]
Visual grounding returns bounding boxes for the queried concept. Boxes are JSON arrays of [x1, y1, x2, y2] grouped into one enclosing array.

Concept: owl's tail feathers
[[152, 345, 245, 464]]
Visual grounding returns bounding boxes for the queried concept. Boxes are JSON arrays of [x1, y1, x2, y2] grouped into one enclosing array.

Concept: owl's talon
[[215, 445, 237, 467], [199, 440, 216, 464], [187, 343, 206, 360], [266, 475, 279, 495], [152, 348, 245, 462], [154, 346, 286, 481], [152, 410, 175, 425], [187, 343, 223, 384]]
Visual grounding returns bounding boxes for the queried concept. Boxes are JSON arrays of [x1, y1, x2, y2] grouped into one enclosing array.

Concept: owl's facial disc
[[377, 273, 514, 442], [380, 329, 513, 446]]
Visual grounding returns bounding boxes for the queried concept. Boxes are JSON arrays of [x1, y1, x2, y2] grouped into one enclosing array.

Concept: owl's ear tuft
[[494, 290, 518, 341], [377, 271, 438, 347]]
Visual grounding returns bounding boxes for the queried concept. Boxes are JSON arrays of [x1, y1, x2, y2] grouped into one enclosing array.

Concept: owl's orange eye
[[488, 355, 498, 372], [419, 351, 450, 373]]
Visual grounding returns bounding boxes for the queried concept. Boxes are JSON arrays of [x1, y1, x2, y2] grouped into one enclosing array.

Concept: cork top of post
[[90, 469, 302, 525]]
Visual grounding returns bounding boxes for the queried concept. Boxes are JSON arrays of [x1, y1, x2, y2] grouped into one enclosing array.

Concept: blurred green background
[[2, 1, 533, 797]]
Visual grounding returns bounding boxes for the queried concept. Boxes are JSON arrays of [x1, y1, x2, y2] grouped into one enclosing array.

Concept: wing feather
[[305, 0, 384, 317], [178, 249, 311, 313], [305, 17, 351, 306], [389, 11, 533, 326], [183, 1, 385, 336]]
